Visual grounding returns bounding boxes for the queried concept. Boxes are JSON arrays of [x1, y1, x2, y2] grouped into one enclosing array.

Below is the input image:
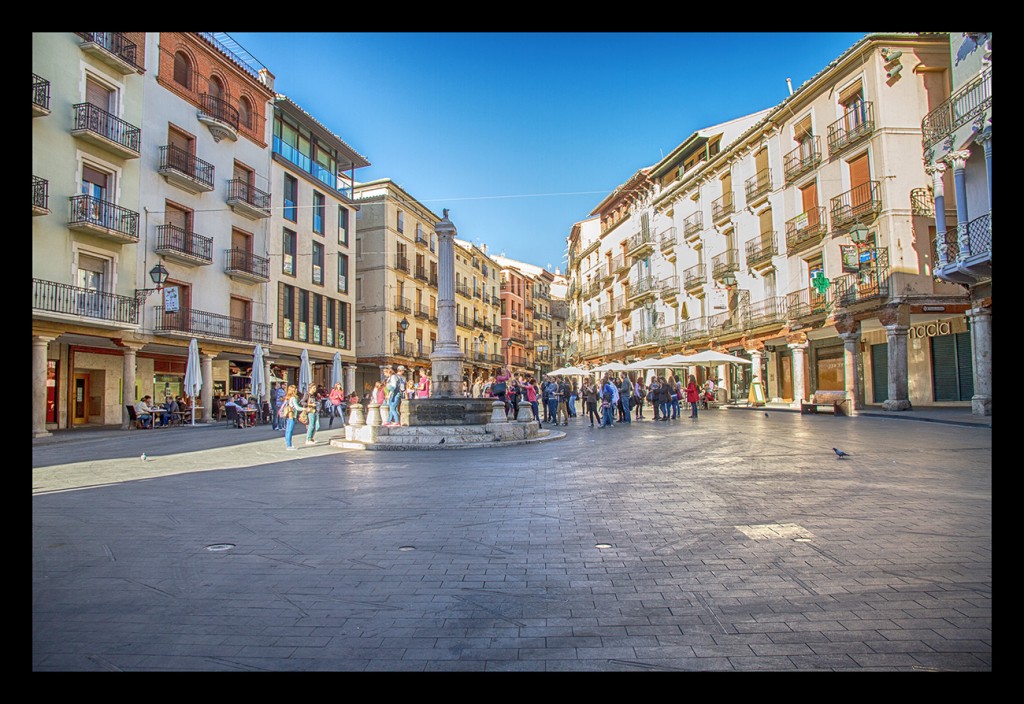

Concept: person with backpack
[[556, 377, 570, 426], [385, 366, 406, 426], [280, 385, 302, 450], [582, 379, 600, 427], [599, 376, 616, 428], [618, 374, 633, 423]]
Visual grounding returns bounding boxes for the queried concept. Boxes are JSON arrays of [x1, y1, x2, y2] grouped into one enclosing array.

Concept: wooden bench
[[800, 390, 849, 416]]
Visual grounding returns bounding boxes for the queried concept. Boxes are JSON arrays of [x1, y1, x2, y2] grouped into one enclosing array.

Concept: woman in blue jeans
[[282, 385, 302, 450]]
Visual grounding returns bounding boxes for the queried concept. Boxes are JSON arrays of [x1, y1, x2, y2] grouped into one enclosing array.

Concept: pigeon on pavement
[[439, 437, 445, 444], [833, 447, 850, 459], [141, 453, 147, 462]]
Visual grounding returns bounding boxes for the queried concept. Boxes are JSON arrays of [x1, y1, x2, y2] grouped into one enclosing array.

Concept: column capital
[[884, 323, 910, 336], [973, 129, 991, 146], [877, 303, 909, 327], [943, 150, 971, 170], [32, 334, 57, 344], [833, 313, 860, 336], [787, 342, 808, 352], [925, 162, 947, 178]]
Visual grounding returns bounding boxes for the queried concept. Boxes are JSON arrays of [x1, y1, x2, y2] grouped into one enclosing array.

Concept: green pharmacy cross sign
[[811, 272, 831, 295]]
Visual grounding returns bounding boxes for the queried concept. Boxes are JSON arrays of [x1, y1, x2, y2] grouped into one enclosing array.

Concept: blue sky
[[228, 32, 866, 272]]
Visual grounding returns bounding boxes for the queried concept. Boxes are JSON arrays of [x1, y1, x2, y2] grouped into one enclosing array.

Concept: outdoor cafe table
[[238, 407, 258, 428]]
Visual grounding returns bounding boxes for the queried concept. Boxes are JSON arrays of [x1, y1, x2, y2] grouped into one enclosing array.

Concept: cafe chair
[[224, 405, 238, 429], [126, 405, 150, 430]]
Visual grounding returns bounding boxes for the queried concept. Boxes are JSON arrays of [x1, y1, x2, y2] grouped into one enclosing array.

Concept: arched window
[[208, 75, 224, 100], [238, 96, 252, 129], [173, 51, 192, 89]]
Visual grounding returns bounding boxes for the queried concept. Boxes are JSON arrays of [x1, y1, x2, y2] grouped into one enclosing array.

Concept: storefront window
[[814, 345, 845, 391]]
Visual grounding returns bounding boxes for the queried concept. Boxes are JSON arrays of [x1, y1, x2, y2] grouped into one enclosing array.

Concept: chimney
[[259, 68, 275, 91], [481, 243, 487, 254], [786, 77, 793, 96]]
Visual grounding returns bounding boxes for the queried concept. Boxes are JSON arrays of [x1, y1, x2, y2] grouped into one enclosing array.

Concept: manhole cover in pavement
[[205, 543, 235, 552], [734, 523, 815, 541], [399, 546, 416, 551]]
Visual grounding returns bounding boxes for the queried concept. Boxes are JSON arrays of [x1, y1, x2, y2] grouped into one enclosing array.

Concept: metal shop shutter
[[932, 332, 975, 402], [871, 342, 888, 404]]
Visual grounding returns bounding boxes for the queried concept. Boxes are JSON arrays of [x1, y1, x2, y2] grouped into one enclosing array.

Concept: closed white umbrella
[[251, 344, 266, 401], [331, 351, 344, 389], [183, 338, 202, 426], [298, 349, 312, 393]]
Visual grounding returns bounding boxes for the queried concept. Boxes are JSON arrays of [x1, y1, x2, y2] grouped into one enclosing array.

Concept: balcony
[[71, 103, 141, 159], [833, 247, 891, 309], [33, 278, 138, 325], [683, 263, 706, 292], [712, 191, 734, 223], [76, 32, 143, 75], [922, 68, 991, 151], [414, 265, 428, 282], [610, 254, 628, 277], [224, 248, 269, 283], [32, 176, 49, 216], [827, 101, 874, 157], [585, 280, 602, 299], [785, 206, 827, 255], [679, 316, 710, 344], [659, 227, 678, 256], [535, 310, 550, 321], [226, 179, 271, 219], [155, 307, 271, 345], [390, 341, 416, 358], [659, 276, 679, 300], [533, 285, 551, 300], [429, 272, 438, 287], [627, 276, 657, 302], [393, 296, 412, 314], [910, 188, 934, 217], [68, 195, 139, 243], [599, 302, 614, 319], [683, 211, 703, 243], [830, 181, 881, 231], [510, 354, 529, 367], [744, 168, 772, 205], [744, 231, 778, 271], [744, 296, 788, 332], [198, 93, 239, 142], [711, 249, 740, 283], [158, 145, 215, 194], [455, 283, 471, 299], [415, 232, 429, 247], [32, 73, 50, 117], [611, 295, 627, 318], [414, 302, 430, 319], [786, 287, 830, 323], [271, 136, 350, 197], [523, 318, 534, 331], [626, 230, 655, 257], [155, 224, 213, 266], [457, 316, 472, 330], [937, 213, 991, 280], [783, 136, 822, 183], [474, 287, 483, 299]]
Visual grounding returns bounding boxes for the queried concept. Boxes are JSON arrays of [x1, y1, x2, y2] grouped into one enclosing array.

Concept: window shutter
[[931, 334, 958, 401], [956, 332, 974, 401]]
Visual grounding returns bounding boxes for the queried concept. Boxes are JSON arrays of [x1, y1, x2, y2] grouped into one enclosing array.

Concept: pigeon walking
[[833, 447, 850, 459], [439, 437, 445, 444]]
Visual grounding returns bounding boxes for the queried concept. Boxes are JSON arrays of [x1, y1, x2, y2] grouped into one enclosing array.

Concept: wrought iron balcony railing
[[224, 248, 269, 281], [226, 179, 271, 217], [69, 195, 139, 241], [32, 73, 50, 114], [455, 283, 471, 298], [744, 168, 772, 203], [827, 101, 874, 156], [159, 145, 215, 191], [783, 136, 822, 182], [200, 93, 239, 130], [712, 190, 734, 222], [659, 227, 678, 251], [745, 231, 778, 269], [156, 224, 213, 264], [429, 272, 438, 287], [659, 276, 679, 298], [744, 296, 788, 331], [33, 278, 138, 325], [711, 249, 740, 280], [678, 316, 710, 343], [626, 230, 655, 255], [830, 181, 881, 231], [610, 254, 627, 275], [72, 103, 141, 156], [911, 188, 935, 217], [628, 276, 657, 298], [76, 32, 142, 73], [833, 247, 891, 308], [390, 341, 416, 358], [784, 206, 827, 254], [393, 296, 412, 313], [32, 176, 48, 213], [941, 213, 992, 262], [414, 302, 430, 319], [156, 307, 271, 345], [683, 211, 703, 240], [393, 254, 410, 273], [922, 68, 991, 151], [683, 263, 706, 290], [414, 266, 428, 282], [786, 287, 831, 321]]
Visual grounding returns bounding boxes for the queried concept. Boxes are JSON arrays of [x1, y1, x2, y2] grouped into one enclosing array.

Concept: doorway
[[72, 373, 90, 425], [780, 355, 793, 402]]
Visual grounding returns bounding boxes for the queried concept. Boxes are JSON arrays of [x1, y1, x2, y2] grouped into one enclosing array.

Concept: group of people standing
[[270, 380, 357, 450], [579, 373, 705, 428]]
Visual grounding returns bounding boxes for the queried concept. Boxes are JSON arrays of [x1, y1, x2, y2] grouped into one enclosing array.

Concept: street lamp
[[134, 261, 171, 305], [506, 337, 512, 369], [398, 316, 409, 356]]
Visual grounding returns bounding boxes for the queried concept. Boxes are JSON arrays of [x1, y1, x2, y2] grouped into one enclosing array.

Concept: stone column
[[32, 335, 55, 437], [882, 324, 912, 411], [201, 352, 215, 422], [346, 402, 365, 442], [835, 315, 861, 415], [119, 341, 147, 429], [345, 364, 357, 396], [967, 305, 992, 416], [974, 128, 991, 214], [945, 150, 971, 257], [926, 163, 948, 267], [430, 210, 465, 397], [788, 342, 808, 406]]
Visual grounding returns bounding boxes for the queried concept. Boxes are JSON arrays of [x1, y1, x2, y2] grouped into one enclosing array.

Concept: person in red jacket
[[686, 375, 701, 419]]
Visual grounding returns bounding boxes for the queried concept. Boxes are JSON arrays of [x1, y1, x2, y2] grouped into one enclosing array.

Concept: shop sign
[[908, 319, 956, 339]]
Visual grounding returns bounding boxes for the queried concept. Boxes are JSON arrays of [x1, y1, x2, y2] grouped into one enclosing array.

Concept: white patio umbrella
[[331, 350, 344, 389], [653, 353, 698, 366], [183, 338, 202, 426], [298, 349, 312, 393], [251, 344, 266, 401], [623, 359, 657, 371], [686, 350, 753, 364], [590, 361, 628, 373], [550, 366, 589, 376]]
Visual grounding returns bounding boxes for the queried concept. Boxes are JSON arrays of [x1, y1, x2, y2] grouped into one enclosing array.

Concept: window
[[283, 174, 297, 222], [416, 223, 424, 243], [430, 233, 436, 252], [326, 299, 336, 346], [312, 294, 323, 344], [338, 253, 349, 293], [238, 96, 252, 130], [77, 252, 108, 293], [86, 76, 113, 112], [208, 75, 225, 100], [339, 301, 350, 349], [840, 82, 867, 132], [280, 284, 294, 339], [172, 51, 192, 89], [298, 289, 309, 341], [282, 229, 296, 276], [81, 163, 110, 202], [313, 191, 325, 234], [338, 206, 349, 246], [312, 242, 323, 285], [397, 210, 405, 234]]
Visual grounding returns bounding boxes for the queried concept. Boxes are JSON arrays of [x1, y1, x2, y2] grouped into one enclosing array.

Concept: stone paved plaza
[[32, 408, 992, 671]]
